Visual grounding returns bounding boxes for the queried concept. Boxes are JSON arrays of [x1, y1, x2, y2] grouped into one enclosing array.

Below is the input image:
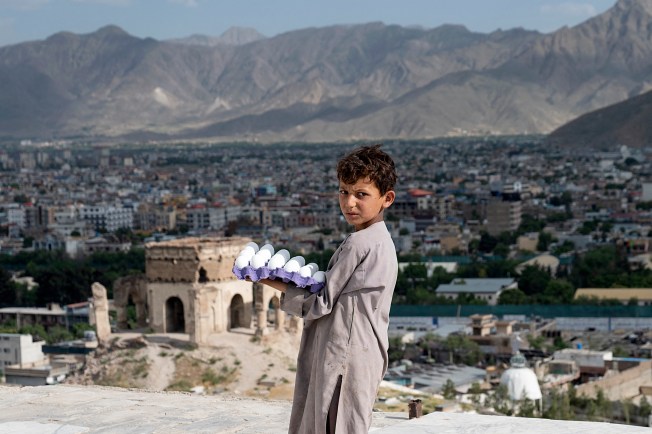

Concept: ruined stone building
[[110, 237, 297, 345]]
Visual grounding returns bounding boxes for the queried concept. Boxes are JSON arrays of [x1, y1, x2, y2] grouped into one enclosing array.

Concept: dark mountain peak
[[615, 0, 652, 15]]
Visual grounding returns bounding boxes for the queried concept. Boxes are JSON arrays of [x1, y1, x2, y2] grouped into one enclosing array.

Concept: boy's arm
[[280, 242, 364, 321]]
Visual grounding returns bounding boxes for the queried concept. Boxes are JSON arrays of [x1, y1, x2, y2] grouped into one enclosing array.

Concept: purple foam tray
[[232, 264, 325, 293]]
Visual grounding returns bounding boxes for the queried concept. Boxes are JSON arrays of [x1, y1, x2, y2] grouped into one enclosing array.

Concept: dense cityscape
[[2, 136, 652, 426]]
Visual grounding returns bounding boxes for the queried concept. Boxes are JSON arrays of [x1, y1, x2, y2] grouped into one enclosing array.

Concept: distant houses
[[435, 278, 517, 305]]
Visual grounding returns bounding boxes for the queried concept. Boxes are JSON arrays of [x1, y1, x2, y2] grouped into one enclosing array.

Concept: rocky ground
[[65, 328, 302, 400]]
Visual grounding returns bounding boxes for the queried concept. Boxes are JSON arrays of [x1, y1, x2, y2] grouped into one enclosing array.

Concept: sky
[[0, 0, 618, 47]]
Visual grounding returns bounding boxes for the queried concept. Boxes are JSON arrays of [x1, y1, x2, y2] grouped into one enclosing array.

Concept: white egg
[[235, 255, 251, 269], [312, 271, 326, 283], [276, 249, 291, 261], [267, 254, 287, 270], [238, 246, 256, 258], [260, 244, 275, 256], [283, 259, 301, 273], [251, 254, 268, 269], [299, 265, 314, 278], [245, 242, 259, 253], [256, 249, 272, 261], [306, 263, 319, 273], [289, 256, 305, 267]]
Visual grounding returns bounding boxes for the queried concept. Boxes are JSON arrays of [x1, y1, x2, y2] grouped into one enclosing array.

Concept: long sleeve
[[280, 239, 366, 321]]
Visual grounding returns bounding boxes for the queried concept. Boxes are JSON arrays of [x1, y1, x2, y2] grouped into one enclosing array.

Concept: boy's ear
[[382, 190, 396, 209]]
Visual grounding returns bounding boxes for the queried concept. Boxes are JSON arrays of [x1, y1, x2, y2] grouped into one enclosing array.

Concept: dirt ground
[[66, 328, 302, 400]]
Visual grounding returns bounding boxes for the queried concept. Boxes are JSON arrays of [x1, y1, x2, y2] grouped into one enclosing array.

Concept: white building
[[0, 333, 45, 368], [6, 204, 27, 229], [79, 204, 134, 232], [435, 278, 517, 305]]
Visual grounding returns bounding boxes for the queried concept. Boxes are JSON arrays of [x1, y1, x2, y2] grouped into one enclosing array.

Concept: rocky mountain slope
[[548, 88, 652, 148], [0, 0, 651, 143]]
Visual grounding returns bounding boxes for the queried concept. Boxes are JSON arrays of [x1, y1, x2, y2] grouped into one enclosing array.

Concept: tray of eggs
[[232, 242, 326, 293]]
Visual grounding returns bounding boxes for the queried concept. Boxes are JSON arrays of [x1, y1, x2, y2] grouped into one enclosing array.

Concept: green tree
[[498, 288, 529, 305], [536, 231, 555, 252], [639, 396, 651, 418], [0, 267, 18, 306], [539, 279, 575, 304], [442, 378, 457, 400], [490, 384, 512, 415], [388, 336, 405, 364], [478, 232, 498, 254], [18, 323, 47, 342], [552, 240, 575, 256], [517, 214, 545, 234], [46, 325, 74, 344], [444, 334, 481, 365], [517, 397, 536, 417], [518, 265, 551, 296]]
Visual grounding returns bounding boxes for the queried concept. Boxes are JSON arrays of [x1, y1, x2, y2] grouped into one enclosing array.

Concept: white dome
[[500, 367, 542, 401]]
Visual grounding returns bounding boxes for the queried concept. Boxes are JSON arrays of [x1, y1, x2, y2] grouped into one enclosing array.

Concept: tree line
[[394, 244, 651, 305], [0, 249, 145, 308]]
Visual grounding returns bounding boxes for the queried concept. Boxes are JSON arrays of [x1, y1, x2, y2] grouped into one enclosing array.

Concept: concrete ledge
[[0, 384, 649, 433], [372, 411, 651, 434]]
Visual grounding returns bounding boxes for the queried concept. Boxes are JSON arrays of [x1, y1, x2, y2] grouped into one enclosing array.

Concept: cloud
[[540, 2, 598, 18], [168, 0, 198, 7], [0, 0, 50, 10]]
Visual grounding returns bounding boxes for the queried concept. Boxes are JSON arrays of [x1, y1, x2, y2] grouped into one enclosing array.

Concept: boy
[[260, 144, 398, 434]]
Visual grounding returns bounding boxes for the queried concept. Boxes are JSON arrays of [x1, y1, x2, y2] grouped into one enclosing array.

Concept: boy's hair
[[337, 144, 397, 195]]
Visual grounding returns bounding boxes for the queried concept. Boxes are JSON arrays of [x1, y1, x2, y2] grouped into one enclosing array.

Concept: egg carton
[[232, 264, 325, 293]]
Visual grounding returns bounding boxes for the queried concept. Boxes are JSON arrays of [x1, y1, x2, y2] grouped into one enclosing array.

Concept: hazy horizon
[[0, 0, 616, 47]]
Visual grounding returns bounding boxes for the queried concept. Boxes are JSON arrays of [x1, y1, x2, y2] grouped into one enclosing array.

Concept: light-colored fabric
[[281, 221, 398, 434]]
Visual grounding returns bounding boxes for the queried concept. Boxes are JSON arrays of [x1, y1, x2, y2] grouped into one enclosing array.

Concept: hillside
[[0, 0, 651, 143], [66, 331, 301, 400], [548, 88, 652, 148]]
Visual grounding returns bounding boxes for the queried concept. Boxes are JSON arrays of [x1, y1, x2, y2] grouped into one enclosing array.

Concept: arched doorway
[[229, 294, 245, 329], [165, 297, 185, 333], [267, 296, 280, 327]]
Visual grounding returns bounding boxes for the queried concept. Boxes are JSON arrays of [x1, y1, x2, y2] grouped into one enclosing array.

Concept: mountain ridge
[[1, 0, 651, 143]]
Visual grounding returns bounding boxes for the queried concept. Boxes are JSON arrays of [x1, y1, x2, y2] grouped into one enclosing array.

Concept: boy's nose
[[346, 195, 357, 208]]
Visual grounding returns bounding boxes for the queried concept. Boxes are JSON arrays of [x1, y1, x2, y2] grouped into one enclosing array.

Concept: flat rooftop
[[1, 384, 650, 433]]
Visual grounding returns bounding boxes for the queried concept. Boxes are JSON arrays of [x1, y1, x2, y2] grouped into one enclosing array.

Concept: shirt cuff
[[280, 283, 306, 317]]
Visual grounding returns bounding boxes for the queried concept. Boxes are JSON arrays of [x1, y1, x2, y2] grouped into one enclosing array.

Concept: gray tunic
[[281, 221, 398, 434]]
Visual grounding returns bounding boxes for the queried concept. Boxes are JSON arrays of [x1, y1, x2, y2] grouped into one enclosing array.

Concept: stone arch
[[165, 296, 185, 333], [267, 296, 280, 327], [113, 274, 148, 330], [229, 294, 245, 329], [270, 295, 285, 330]]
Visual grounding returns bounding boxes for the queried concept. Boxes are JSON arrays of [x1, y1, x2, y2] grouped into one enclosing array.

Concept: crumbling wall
[[576, 360, 652, 400], [145, 237, 246, 283], [113, 274, 148, 329], [145, 237, 255, 344]]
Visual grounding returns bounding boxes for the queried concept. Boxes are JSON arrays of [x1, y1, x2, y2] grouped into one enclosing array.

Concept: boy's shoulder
[[348, 221, 391, 249]]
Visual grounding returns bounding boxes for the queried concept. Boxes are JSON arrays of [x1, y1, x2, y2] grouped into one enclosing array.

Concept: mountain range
[[0, 0, 651, 143]]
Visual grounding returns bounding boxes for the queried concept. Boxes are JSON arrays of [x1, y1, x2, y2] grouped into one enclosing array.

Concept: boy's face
[[338, 177, 395, 232]]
